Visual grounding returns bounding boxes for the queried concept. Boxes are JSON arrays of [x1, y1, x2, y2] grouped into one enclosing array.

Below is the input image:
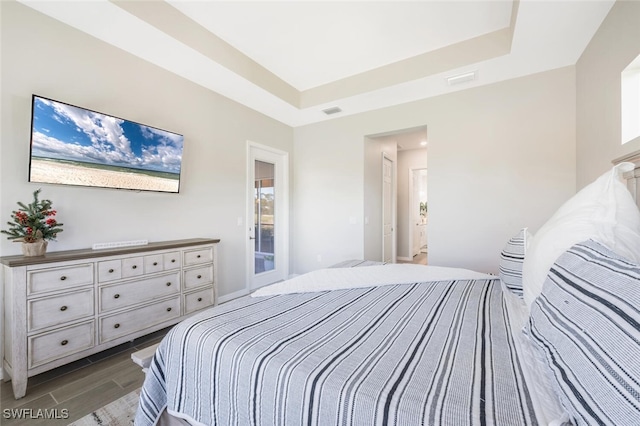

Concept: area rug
[[68, 388, 140, 426]]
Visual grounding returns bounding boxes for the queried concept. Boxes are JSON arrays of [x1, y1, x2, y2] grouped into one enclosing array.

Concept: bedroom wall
[[0, 2, 293, 299], [576, 0, 640, 188], [293, 66, 576, 275]]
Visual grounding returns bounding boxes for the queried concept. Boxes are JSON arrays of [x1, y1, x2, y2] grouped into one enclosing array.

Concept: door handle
[[249, 236, 256, 240]]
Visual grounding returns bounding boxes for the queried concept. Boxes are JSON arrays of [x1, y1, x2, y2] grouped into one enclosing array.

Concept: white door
[[247, 142, 289, 290], [412, 170, 422, 257], [382, 154, 395, 263]]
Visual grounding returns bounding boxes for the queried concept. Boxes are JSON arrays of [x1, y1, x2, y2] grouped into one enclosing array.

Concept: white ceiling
[[168, 1, 513, 90], [18, 0, 614, 127]]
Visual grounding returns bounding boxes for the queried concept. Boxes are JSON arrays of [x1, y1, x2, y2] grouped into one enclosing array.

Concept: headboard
[[613, 149, 640, 208]]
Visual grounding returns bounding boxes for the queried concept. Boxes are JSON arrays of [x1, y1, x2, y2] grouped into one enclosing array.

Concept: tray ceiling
[[18, 0, 614, 127]]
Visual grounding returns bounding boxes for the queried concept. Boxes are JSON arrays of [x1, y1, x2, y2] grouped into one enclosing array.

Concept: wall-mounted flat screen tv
[[29, 95, 184, 193]]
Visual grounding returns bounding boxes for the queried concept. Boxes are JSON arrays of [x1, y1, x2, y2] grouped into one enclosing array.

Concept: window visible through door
[[254, 160, 275, 273], [247, 142, 289, 291], [622, 54, 640, 144]]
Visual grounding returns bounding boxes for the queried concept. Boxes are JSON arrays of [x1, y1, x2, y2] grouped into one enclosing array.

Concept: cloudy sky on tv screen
[[30, 96, 183, 175]]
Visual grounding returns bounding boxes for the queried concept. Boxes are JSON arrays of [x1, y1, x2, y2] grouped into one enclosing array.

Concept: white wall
[[0, 0, 584, 288], [576, 0, 640, 187], [397, 149, 428, 260], [293, 66, 576, 275], [0, 2, 293, 299], [290, 122, 365, 273]]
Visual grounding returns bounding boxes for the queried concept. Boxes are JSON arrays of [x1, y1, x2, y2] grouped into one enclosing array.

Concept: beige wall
[[0, 2, 293, 298], [1, 1, 586, 288], [576, 0, 640, 188], [293, 66, 576, 275]]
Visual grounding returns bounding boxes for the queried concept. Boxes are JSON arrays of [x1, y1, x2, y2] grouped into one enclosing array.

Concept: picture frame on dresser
[[0, 238, 219, 399]]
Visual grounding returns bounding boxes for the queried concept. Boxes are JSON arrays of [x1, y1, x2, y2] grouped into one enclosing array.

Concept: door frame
[[246, 141, 289, 291], [382, 152, 396, 263]]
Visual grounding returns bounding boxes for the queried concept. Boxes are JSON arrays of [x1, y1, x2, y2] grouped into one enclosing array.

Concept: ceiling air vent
[[322, 106, 342, 115], [446, 71, 477, 86]]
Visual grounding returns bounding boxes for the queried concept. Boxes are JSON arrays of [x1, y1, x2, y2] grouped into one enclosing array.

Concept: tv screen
[[28, 95, 184, 193]]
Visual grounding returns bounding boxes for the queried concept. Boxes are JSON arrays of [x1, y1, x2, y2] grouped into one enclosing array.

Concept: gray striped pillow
[[499, 228, 528, 297], [528, 239, 640, 426]]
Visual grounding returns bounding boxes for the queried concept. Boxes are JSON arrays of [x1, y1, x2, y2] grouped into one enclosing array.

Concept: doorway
[[247, 142, 289, 290], [365, 125, 427, 264], [382, 153, 395, 263], [409, 168, 428, 264]]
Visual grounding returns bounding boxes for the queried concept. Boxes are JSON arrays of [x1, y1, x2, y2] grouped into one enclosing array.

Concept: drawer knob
[[171, 259, 176, 263], [114, 294, 120, 299], [108, 268, 114, 273], [114, 323, 120, 329], [166, 282, 172, 287], [61, 340, 68, 346], [197, 255, 201, 258], [166, 307, 172, 312], [197, 297, 203, 302], [60, 305, 68, 311], [197, 274, 202, 279], [153, 262, 158, 266], [60, 276, 67, 281], [132, 265, 137, 269]]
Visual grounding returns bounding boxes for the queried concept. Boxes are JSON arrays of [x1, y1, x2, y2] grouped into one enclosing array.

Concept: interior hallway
[[398, 252, 427, 265]]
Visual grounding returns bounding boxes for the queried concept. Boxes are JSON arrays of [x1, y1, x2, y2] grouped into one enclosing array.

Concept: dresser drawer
[[99, 297, 180, 343], [183, 265, 213, 289], [163, 251, 181, 270], [28, 288, 94, 332], [184, 287, 214, 315], [183, 247, 213, 266], [122, 257, 144, 278], [29, 321, 95, 368], [144, 254, 164, 275], [28, 264, 94, 295], [99, 272, 180, 312], [98, 259, 122, 283]]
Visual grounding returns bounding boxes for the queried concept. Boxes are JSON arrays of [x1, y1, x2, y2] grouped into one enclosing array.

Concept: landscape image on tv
[[29, 95, 184, 193]]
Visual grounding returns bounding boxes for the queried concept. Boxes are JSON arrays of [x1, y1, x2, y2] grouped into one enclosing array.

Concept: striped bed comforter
[[136, 279, 537, 425]]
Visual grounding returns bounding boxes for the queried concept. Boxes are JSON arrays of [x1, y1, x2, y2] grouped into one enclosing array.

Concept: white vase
[[21, 240, 48, 257]]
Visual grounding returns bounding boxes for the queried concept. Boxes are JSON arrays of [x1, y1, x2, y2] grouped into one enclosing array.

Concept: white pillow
[[522, 162, 640, 310], [498, 228, 532, 297]]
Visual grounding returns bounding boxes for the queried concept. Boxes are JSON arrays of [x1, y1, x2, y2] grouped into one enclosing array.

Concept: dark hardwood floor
[[1, 327, 171, 426]]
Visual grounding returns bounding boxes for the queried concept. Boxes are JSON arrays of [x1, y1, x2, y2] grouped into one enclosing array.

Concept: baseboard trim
[[397, 256, 412, 262], [217, 289, 249, 304]]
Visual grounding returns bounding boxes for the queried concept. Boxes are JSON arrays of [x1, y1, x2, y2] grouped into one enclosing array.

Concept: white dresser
[[1, 238, 219, 399]]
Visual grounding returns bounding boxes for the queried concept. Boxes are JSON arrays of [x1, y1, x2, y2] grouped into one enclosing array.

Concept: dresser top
[[0, 238, 220, 267]]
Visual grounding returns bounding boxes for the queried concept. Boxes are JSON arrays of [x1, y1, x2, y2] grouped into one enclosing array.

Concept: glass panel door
[[247, 142, 288, 291], [254, 160, 275, 274]]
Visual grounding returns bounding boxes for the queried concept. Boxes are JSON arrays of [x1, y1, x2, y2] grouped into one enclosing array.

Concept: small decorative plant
[[420, 201, 428, 216], [1, 189, 64, 243]]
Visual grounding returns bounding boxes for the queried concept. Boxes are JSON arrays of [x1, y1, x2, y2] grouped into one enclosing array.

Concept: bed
[[135, 158, 640, 426]]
